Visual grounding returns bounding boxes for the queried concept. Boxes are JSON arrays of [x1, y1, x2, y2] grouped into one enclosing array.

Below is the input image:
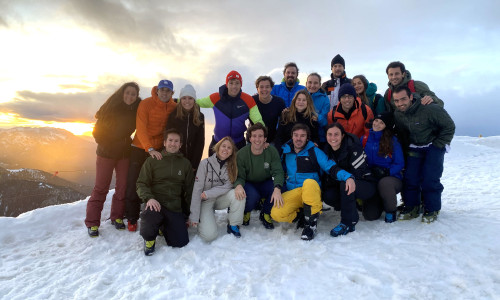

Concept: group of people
[[84, 56, 455, 256]]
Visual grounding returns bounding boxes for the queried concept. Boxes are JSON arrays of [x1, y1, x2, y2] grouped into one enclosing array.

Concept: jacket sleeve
[[414, 80, 444, 107], [270, 146, 285, 187], [182, 163, 195, 217], [135, 101, 154, 151], [234, 151, 247, 187], [189, 159, 207, 223], [389, 137, 405, 177], [196, 94, 216, 108], [430, 106, 455, 149], [191, 114, 205, 170], [316, 97, 330, 127], [315, 147, 352, 181], [136, 158, 155, 203], [364, 104, 374, 137], [249, 105, 265, 126]]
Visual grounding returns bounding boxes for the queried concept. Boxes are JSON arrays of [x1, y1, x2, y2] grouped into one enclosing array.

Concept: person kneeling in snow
[[136, 129, 194, 256]]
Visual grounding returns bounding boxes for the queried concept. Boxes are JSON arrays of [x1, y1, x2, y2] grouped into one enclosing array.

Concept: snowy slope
[[1, 136, 499, 300]]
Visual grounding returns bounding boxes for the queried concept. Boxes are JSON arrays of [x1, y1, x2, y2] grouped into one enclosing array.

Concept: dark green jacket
[[394, 97, 455, 150], [136, 151, 194, 215], [384, 70, 444, 109]]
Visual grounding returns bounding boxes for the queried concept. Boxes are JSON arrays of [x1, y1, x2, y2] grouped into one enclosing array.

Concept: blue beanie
[[338, 83, 356, 99]]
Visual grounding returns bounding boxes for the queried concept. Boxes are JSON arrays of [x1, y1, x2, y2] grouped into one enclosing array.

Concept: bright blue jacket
[[281, 140, 352, 191], [309, 90, 330, 142], [363, 129, 404, 179], [271, 81, 306, 107]]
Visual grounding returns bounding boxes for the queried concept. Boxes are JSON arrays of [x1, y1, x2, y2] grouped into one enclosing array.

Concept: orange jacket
[[132, 86, 177, 151], [327, 97, 373, 138]]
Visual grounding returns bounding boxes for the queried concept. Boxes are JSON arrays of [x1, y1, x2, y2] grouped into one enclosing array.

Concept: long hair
[[352, 75, 369, 105], [211, 137, 238, 183], [95, 82, 140, 120], [175, 97, 203, 126], [281, 90, 317, 125], [378, 126, 394, 157]]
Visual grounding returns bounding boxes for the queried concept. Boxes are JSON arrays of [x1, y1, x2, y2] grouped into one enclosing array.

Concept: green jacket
[[234, 144, 284, 188], [384, 70, 444, 109], [394, 98, 455, 150], [136, 151, 194, 215]]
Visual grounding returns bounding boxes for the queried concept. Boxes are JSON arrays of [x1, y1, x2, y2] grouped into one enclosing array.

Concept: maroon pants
[[85, 155, 129, 227]]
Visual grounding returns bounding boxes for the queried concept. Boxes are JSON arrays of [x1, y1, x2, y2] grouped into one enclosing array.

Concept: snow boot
[[87, 226, 99, 238], [398, 205, 420, 220], [422, 210, 439, 223], [330, 223, 355, 237], [242, 212, 251, 226], [385, 211, 397, 223], [259, 212, 274, 230], [144, 240, 155, 256], [128, 220, 137, 232], [111, 219, 126, 230], [227, 224, 241, 238], [292, 208, 305, 229], [301, 204, 318, 241]]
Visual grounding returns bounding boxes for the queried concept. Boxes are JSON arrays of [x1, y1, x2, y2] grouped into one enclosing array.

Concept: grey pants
[[378, 176, 403, 212], [198, 189, 245, 242]]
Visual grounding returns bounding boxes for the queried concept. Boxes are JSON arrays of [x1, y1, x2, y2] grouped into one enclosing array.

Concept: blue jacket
[[282, 140, 352, 191], [271, 81, 306, 107], [309, 90, 330, 142], [363, 129, 404, 179]]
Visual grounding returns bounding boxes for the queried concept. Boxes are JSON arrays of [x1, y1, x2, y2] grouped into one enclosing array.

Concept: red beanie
[[226, 70, 242, 85]]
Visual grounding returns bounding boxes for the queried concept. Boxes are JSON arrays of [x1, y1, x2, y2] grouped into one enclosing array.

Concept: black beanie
[[338, 83, 356, 99], [374, 112, 395, 129], [331, 54, 345, 68]]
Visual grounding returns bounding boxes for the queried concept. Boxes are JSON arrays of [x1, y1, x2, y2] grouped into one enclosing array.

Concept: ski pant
[[271, 179, 322, 223], [403, 145, 445, 213], [324, 178, 378, 224], [377, 176, 402, 213], [140, 206, 189, 247], [243, 179, 275, 215], [85, 155, 129, 227], [198, 189, 245, 242], [124, 146, 149, 224]]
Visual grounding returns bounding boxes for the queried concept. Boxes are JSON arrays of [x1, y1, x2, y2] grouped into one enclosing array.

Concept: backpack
[[387, 80, 415, 104], [372, 94, 384, 113]]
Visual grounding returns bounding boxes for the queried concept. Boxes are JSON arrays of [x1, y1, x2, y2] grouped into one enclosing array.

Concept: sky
[[0, 0, 499, 136]]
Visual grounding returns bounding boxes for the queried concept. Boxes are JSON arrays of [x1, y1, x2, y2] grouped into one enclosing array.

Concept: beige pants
[[198, 189, 245, 242]]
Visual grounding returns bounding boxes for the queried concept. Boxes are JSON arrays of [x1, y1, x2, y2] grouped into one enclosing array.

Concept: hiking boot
[[259, 212, 274, 230], [242, 212, 251, 226], [301, 212, 319, 241], [422, 210, 439, 223], [292, 208, 305, 229], [111, 219, 126, 230], [226, 224, 241, 238], [144, 240, 156, 256], [385, 211, 397, 223], [128, 221, 137, 232], [330, 223, 355, 237], [398, 205, 420, 220], [87, 226, 99, 238]]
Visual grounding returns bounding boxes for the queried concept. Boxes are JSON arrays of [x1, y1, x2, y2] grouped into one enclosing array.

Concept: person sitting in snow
[[136, 128, 194, 256]]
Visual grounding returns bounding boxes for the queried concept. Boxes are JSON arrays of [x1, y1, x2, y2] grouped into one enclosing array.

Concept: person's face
[[352, 78, 365, 95], [227, 79, 241, 97], [249, 129, 266, 150], [157, 87, 174, 102], [387, 67, 405, 86], [257, 80, 272, 100], [372, 119, 387, 132], [164, 133, 182, 154], [340, 94, 355, 111], [331, 63, 345, 78], [284, 67, 298, 87], [217, 140, 234, 160], [294, 94, 308, 112], [123, 86, 138, 105], [180, 96, 195, 111], [393, 90, 413, 112], [292, 129, 308, 151], [306, 75, 321, 93], [326, 126, 344, 150]]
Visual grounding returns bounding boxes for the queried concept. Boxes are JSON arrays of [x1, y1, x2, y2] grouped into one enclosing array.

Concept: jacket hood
[[330, 71, 347, 80], [161, 150, 184, 158], [218, 84, 242, 99], [366, 82, 378, 98], [388, 70, 413, 89], [282, 140, 315, 155]]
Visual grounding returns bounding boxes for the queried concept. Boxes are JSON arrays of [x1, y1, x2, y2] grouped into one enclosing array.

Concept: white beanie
[[179, 84, 196, 99]]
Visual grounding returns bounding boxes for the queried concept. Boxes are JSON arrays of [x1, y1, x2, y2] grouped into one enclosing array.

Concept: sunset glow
[[0, 112, 94, 136]]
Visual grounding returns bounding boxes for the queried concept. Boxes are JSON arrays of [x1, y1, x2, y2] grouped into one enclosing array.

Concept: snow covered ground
[[1, 136, 499, 299]]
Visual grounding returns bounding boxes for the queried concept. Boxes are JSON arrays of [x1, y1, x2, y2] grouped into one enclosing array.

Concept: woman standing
[[305, 72, 330, 147], [165, 84, 205, 170], [85, 82, 141, 237], [188, 137, 245, 242], [361, 112, 404, 223], [352, 75, 386, 115]]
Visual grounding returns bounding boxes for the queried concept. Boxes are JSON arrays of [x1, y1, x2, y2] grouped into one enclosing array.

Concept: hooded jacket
[[321, 72, 351, 109], [363, 129, 404, 180], [365, 82, 386, 115], [328, 97, 374, 138], [271, 80, 306, 108], [309, 89, 330, 143]]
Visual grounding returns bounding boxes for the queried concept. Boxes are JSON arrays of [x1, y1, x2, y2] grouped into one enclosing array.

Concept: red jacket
[[327, 97, 373, 138]]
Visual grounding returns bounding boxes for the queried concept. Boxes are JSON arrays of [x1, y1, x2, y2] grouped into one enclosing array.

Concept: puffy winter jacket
[[271, 80, 306, 107], [363, 129, 404, 180], [328, 97, 374, 138]]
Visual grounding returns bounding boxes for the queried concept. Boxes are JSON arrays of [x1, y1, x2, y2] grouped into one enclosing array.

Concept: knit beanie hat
[[331, 54, 345, 68], [179, 84, 196, 99], [226, 70, 242, 85], [338, 83, 356, 99], [158, 79, 173, 91], [374, 112, 395, 129]]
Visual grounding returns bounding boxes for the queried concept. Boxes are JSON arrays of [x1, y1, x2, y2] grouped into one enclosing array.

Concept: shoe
[[111, 219, 126, 230], [292, 208, 305, 229], [144, 240, 156, 256], [226, 224, 241, 238], [385, 212, 397, 223], [87, 226, 99, 238], [398, 205, 420, 220], [242, 212, 251, 226], [330, 223, 355, 237], [128, 221, 137, 232], [422, 210, 439, 223], [259, 212, 274, 230], [158, 229, 164, 236], [301, 212, 319, 241]]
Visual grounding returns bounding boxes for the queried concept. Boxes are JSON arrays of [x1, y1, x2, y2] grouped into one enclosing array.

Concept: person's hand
[[201, 192, 208, 200], [234, 185, 246, 200], [149, 150, 162, 160], [312, 115, 318, 121], [345, 178, 356, 195], [188, 221, 198, 228], [263, 142, 270, 149], [270, 187, 283, 208], [421, 95, 434, 105], [145, 198, 161, 212]]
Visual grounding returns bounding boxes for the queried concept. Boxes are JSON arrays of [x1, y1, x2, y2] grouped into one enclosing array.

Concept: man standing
[[137, 129, 194, 256], [270, 123, 354, 240], [271, 62, 306, 107], [125, 80, 177, 231], [393, 86, 455, 223], [384, 61, 444, 110], [321, 54, 352, 110]]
